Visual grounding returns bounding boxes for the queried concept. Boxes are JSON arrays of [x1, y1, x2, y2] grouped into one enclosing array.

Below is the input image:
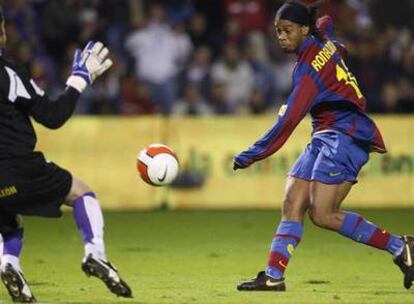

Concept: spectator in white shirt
[[125, 3, 192, 114]]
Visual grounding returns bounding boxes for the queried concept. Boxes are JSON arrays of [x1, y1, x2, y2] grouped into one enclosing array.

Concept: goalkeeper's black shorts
[[0, 151, 72, 220]]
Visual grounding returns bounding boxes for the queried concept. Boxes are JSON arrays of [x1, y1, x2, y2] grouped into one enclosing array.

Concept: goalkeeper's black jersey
[[0, 56, 80, 159]]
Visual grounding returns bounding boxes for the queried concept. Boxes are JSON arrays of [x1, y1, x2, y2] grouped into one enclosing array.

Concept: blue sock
[[266, 221, 303, 279], [339, 212, 404, 256]]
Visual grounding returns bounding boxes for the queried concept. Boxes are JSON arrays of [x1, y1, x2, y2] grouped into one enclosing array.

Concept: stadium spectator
[[209, 82, 234, 115], [371, 0, 414, 30], [187, 12, 211, 49], [376, 82, 405, 113], [185, 46, 212, 100], [173, 83, 212, 116], [194, 0, 225, 36], [41, 0, 80, 67], [401, 48, 414, 80], [77, 6, 99, 46], [1, 0, 413, 115], [223, 0, 269, 33], [248, 89, 268, 114], [121, 77, 159, 115], [162, 0, 195, 25], [397, 78, 414, 113], [244, 37, 277, 108], [96, 0, 131, 58], [4, 0, 36, 42], [221, 17, 246, 47], [211, 43, 254, 113], [125, 3, 192, 114]]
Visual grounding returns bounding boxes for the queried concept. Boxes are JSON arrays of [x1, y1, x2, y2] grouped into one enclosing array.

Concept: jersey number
[[336, 59, 363, 99]]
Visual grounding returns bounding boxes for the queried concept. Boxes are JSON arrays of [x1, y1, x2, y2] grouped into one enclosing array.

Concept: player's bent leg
[[0, 215, 36, 303], [310, 181, 412, 288], [310, 181, 404, 253], [308, 181, 352, 231], [237, 177, 310, 292], [64, 177, 132, 298], [310, 181, 404, 254]]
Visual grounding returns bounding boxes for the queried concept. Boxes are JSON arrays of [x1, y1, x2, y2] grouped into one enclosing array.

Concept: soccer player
[[0, 8, 132, 303], [234, 0, 414, 291]]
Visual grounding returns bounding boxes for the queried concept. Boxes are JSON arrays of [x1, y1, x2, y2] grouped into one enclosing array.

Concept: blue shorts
[[289, 131, 369, 184]]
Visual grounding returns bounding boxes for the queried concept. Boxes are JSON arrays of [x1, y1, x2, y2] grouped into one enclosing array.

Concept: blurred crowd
[[3, 0, 414, 115]]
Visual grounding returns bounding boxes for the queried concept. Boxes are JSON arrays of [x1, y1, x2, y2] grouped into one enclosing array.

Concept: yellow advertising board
[[35, 115, 414, 210]]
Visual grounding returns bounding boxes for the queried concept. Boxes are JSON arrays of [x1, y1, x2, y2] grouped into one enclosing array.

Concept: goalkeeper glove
[[66, 41, 113, 93]]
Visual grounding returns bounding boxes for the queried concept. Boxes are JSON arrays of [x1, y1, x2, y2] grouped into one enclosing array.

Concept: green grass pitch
[[2, 209, 414, 304]]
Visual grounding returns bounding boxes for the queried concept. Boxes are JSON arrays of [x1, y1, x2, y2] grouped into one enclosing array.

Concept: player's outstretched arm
[[233, 73, 319, 170], [29, 41, 113, 129]]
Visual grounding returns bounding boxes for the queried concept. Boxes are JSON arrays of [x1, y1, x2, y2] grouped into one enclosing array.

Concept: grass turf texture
[[1, 210, 413, 304]]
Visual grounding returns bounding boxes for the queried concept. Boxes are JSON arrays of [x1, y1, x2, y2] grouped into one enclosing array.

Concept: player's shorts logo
[[329, 172, 342, 177]]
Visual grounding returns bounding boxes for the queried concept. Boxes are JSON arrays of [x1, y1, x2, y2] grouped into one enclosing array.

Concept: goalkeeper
[[0, 7, 132, 303]]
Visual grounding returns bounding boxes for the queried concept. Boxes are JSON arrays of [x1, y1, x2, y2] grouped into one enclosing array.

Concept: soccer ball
[[137, 144, 179, 186]]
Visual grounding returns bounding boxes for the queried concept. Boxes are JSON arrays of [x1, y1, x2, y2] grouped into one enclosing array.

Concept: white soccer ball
[[137, 144, 179, 186]]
